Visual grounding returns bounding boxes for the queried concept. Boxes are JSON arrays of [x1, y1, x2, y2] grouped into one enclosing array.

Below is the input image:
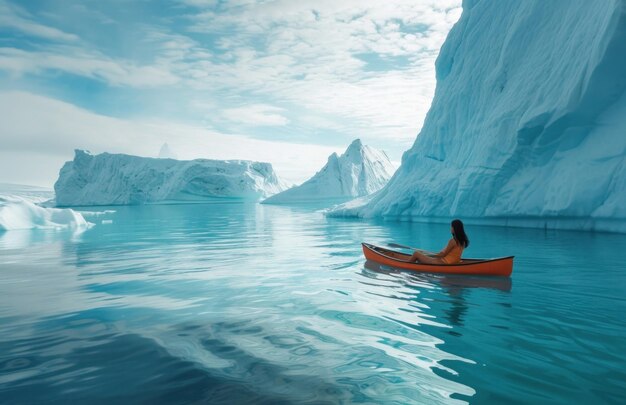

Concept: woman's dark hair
[[451, 219, 469, 248]]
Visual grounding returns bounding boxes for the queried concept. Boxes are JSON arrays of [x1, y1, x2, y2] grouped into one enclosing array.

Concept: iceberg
[[329, 0, 626, 233], [262, 139, 395, 204], [158, 143, 178, 159], [55, 150, 287, 206], [0, 196, 91, 231]]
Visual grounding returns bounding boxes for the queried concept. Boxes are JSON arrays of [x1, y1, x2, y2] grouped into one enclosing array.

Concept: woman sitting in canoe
[[410, 219, 469, 265]]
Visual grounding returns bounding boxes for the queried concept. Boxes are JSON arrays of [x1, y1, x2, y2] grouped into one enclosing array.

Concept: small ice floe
[[81, 210, 117, 218], [0, 196, 92, 231], [80, 209, 115, 225]]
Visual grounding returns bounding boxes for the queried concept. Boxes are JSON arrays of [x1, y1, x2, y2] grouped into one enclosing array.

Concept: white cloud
[[0, 0, 462, 165], [0, 1, 460, 140], [174, 0, 462, 140], [179, 0, 219, 7], [0, 47, 180, 87], [0, 91, 340, 186], [220, 104, 289, 126], [0, 0, 79, 42]]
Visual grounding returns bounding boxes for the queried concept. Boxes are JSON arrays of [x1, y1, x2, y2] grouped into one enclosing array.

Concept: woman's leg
[[409, 251, 444, 264]]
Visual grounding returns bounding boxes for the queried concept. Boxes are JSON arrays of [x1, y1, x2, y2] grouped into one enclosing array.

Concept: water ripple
[[1, 203, 625, 403]]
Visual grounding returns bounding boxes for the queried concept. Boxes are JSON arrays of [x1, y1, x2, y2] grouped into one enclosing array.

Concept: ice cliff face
[[330, 0, 626, 233], [262, 139, 395, 204], [55, 150, 287, 206]]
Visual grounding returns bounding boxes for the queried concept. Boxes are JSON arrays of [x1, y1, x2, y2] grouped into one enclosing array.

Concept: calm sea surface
[[0, 203, 625, 404]]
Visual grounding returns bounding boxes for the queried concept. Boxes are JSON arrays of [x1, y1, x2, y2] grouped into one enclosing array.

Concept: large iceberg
[[329, 0, 626, 233], [262, 139, 395, 204], [55, 150, 287, 206]]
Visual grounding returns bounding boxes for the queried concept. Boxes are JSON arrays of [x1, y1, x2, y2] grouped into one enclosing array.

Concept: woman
[[409, 219, 470, 265]]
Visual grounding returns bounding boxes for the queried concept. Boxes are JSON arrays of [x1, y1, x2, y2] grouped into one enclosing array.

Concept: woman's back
[[441, 239, 464, 264]]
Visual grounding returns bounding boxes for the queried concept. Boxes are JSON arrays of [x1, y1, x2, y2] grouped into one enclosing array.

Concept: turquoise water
[[0, 203, 625, 404]]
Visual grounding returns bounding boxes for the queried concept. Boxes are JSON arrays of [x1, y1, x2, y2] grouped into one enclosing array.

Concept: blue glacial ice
[[329, 0, 626, 233]]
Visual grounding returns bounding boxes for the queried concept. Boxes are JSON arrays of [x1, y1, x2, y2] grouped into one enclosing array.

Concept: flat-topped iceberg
[[55, 150, 287, 206], [329, 0, 626, 233], [262, 139, 395, 204], [0, 196, 90, 231]]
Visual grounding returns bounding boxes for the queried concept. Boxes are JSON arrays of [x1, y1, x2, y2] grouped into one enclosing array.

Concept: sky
[[0, 0, 462, 187]]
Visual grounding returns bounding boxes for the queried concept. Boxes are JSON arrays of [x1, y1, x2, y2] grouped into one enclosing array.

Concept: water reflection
[[363, 260, 512, 293], [362, 260, 512, 330], [1, 203, 625, 404]]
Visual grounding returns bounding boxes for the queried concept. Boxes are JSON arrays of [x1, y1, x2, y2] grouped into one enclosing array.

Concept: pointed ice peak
[[158, 143, 177, 159], [345, 138, 363, 153], [349, 138, 363, 147], [340, 138, 390, 168], [262, 139, 395, 204]]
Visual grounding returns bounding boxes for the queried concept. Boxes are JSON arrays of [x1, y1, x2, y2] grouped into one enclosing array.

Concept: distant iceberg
[[158, 143, 178, 159], [0, 196, 91, 231], [262, 139, 395, 204], [329, 1, 626, 233], [54, 150, 287, 206], [0, 183, 54, 204]]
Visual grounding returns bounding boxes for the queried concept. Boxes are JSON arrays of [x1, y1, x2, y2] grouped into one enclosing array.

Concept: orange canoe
[[362, 243, 514, 277]]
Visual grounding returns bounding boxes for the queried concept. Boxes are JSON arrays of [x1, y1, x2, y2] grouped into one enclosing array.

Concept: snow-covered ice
[[0, 183, 89, 232], [329, 0, 626, 233], [0, 196, 91, 231], [55, 150, 287, 206], [262, 139, 395, 204]]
